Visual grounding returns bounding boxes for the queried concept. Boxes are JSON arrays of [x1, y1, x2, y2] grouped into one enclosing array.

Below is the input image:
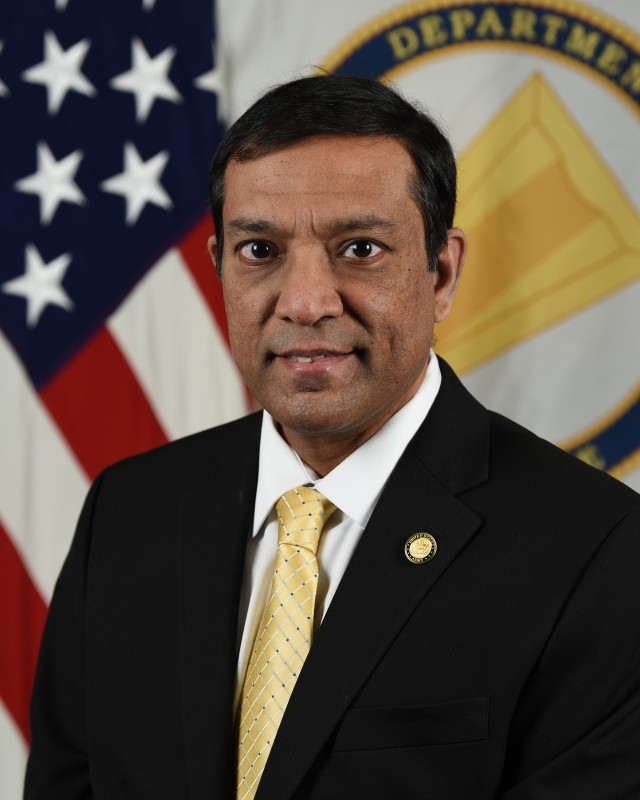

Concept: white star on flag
[[194, 43, 228, 123], [14, 142, 86, 224], [0, 43, 9, 96], [22, 31, 96, 115], [100, 142, 172, 225], [2, 245, 74, 327], [142, 0, 157, 10], [110, 38, 182, 122], [55, 0, 70, 10]]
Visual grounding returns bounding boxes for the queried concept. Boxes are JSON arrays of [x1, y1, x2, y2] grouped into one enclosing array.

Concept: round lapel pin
[[405, 532, 437, 564]]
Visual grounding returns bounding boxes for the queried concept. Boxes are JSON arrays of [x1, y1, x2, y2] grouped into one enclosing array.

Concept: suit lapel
[[178, 415, 261, 800], [256, 359, 491, 799]]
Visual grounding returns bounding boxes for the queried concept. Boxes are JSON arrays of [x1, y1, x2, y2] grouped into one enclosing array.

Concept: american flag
[[0, 1, 247, 791]]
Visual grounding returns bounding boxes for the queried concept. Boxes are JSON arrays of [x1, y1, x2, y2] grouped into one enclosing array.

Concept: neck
[[279, 422, 386, 478]]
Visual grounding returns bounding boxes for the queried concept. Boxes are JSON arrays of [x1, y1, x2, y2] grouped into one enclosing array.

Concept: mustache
[[267, 330, 366, 356]]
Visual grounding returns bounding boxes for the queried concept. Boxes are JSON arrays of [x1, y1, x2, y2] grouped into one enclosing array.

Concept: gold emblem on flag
[[437, 73, 640, 375]]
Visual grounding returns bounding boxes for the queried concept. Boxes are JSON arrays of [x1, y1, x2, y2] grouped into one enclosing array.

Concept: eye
[[341, 240, 383, 260], [238, 241, 275, 261]]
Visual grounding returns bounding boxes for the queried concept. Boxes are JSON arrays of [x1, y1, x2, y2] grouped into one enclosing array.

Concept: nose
[[274, 246, 343, 325]]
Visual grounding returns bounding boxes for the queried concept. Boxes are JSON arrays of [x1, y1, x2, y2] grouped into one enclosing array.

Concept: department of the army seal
[[405, 532, 437, 564]]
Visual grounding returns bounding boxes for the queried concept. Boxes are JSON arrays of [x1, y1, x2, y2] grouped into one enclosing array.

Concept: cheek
[[369, 268, 433, 331], [224, 297, 257, 362], [390, 281, 434, 355], [224, 282, 262, 330]]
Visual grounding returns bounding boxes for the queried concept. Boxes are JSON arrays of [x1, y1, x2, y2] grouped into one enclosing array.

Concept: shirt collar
[[253, 352, 442, 534]]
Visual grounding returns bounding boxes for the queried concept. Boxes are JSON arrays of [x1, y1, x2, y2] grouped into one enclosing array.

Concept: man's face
[[213, 135, 464, 455]]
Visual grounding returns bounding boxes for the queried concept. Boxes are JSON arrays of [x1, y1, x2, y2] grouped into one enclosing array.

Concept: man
[[26, 75, 640, 799]]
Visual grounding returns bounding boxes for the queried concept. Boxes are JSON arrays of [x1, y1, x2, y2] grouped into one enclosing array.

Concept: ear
[[433, 227, 466, 323], [207, 234, 218, 268]]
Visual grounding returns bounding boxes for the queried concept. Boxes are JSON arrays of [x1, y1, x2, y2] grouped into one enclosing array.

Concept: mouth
[[289, 354, 329, 363], [275, 346, 352, 359], [272, 348, 354, 372]]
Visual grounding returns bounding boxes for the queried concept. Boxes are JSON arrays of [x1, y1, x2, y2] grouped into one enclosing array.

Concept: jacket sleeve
[[23, 475, 104, 800], [500, 509, 640, 799]]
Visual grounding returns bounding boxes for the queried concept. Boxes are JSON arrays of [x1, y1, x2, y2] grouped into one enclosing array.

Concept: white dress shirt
[[235, 352, 443, 705]]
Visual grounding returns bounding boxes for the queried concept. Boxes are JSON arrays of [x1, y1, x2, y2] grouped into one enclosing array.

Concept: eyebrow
[[226, 217, 278, 236], [326, 215, 397, 236], [225, 214, 398, 238]]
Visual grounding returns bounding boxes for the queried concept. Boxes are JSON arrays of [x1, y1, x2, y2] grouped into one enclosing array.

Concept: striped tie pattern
[[236, 485, 336, 799]]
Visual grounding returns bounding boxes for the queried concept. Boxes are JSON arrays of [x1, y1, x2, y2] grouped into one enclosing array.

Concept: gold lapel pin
[[405, 532, 437, 564]]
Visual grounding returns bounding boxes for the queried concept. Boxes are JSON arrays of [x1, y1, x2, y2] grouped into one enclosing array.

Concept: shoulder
[[426, 358, 640, 514], [96, 411, 262, 498], [484, 408, 640, 524]]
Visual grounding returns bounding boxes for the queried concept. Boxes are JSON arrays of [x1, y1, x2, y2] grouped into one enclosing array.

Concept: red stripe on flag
[[178, 214, 230, 347], [0, 519, 48, 744], [40, 327, 168, 481]]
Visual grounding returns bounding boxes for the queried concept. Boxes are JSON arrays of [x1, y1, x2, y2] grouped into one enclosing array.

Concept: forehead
[[222, 135, 418, 224]]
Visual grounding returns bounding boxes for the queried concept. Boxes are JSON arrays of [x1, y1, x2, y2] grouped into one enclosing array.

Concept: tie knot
[[275, 485, 336, 553]]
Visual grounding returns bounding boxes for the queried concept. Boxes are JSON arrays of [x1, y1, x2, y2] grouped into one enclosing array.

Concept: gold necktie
[[236, 485, 336, 799]]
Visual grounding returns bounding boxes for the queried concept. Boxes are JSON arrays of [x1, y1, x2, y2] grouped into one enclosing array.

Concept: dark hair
[[208, 73, 457, 275]]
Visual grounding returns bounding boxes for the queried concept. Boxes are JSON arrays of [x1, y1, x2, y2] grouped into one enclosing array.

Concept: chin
[[277, 412, 347, 437], [269, 398, 355, 437]]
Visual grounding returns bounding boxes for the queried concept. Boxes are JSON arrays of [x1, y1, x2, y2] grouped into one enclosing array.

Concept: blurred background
[[1, 0, 639, 794]]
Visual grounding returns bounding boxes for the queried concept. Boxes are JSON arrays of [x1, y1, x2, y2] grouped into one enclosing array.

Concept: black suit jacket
[[25, 360, 640, 799]]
